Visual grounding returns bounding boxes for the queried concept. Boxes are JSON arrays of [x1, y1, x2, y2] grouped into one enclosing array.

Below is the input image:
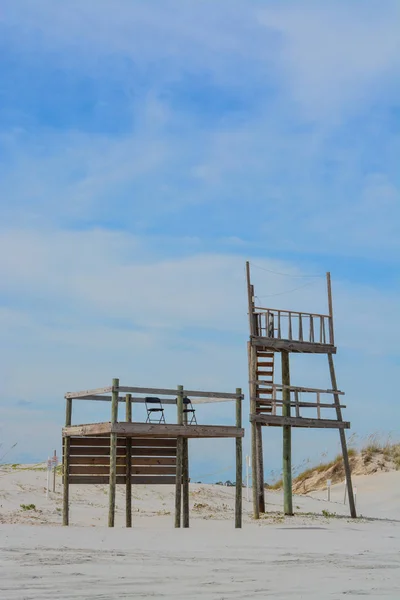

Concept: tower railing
[[253, 307, 333, 345]]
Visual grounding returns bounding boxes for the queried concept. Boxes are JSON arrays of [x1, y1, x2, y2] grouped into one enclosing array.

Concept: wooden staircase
[[255, 349, 275, 414]]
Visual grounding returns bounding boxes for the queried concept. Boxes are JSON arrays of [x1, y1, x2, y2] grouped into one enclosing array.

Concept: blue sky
[[0, 1, 399, 480]]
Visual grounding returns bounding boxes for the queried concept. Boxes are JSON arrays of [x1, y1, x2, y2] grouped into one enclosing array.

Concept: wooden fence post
[[248, 342, 259, 520], [235, 388, 243, 528], [62, 398, 72, 526], [108, 377, 119, 527], [175, 385, 184, 528], [125, 393, 132, 528]]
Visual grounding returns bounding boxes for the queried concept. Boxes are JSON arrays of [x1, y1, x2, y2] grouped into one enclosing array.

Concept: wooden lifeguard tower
[[246, 262, 356, 519], [62, 379, 244, 528]]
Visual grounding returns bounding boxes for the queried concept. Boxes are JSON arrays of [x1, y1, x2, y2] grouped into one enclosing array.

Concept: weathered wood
[[110, 423, 244, 438], [108, 378, 119, 528], [246, 261, 256, 336], [118, 386, 239, 400], [175, 385, 184, 528], [251, 414, 351, 429], [73, 395, 177, 405], [254, 307, 330, 319], [255, 423, 265, 514], [182, 389, 189, 529], [282, 351, 293, 516], [235, 388, 243, 528], [271, 384, 345, 395], [70, 446, 177, 457], [294, 390, 300, 418], [62, 398, 72, 526], [69, 437, 177, 447], [326, 272, 335, 346], [252, 399, 347, 409], [65, 387, 112, 399], [328, 354, 356, 518], [317, 392, 321, 419], [70, 465, 176, 475], [251, 337, 337, 354], [69, 456, 176, 466], [125, 393, 132, 528], [248, 342, 259, 520], [68, 475, 176, 485]]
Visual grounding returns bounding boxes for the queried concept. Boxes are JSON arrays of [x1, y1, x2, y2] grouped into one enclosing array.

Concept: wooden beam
[[328, 354, 356, 518], [70, 465, 176, 475], [118, 386, 240, 399], [108, 378, 119, 528], [182, 388, 189, 529], [248, 342, 259, 520], [68, 475, 176, 485], [69, 456, 176, 466], [282, 351, 293, 516], [69, 437, 177, 447], [175, 385, 184, 528], [70, 446, 177, 457], [125, 393, 132, 528], [252, 337, 337, 354], [251, 414, 351, 429], [235, 388, 242, 528], [62, 397, 72, 526], [65, 387, 112, 399]]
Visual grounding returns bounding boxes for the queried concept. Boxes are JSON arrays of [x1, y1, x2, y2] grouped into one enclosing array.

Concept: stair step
[[257, 371, 274, 377], [257, 361, 274, 368], [257, 352, 274, 358]]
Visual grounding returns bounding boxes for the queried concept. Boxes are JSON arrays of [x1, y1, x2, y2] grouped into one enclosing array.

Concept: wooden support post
[[282, 351, 293, 516], [326, 272, 335, 346], [62, 398, 72, 526], [125, 393, 132, 528], [248, 342, 259, 519], [235, 388, 243, 528], [108, 377, 119, 528], [182, 392, 189, 529], [175, 385, 184, 528], [328, 354, 357, 518], [256, 423, 265, 513]]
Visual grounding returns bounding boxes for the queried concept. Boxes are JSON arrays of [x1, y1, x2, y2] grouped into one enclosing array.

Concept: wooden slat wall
[[65, 436, 177, 485]]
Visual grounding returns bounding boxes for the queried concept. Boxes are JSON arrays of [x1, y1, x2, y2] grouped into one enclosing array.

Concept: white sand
[[1, 465, 400, 599]]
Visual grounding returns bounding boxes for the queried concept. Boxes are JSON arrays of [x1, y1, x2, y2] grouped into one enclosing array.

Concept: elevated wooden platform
[[250, 414, 350, 429], [251, 337, 336, 354], [63, 422, 244, 439]]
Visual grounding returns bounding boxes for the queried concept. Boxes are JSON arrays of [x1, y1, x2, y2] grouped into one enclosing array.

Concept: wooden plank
[[69, 456, 176, 466], [271, 384, 345, 395], [118, 386, 239, 400], [251, 414, 351, 429], [64, 423, 112, 437], [111, 423, 244, 439], [70, 465, 176, 476], [70, 437, 177, 447], [248, 341, 259, 520], [68, 475, 176, 485], [257, 361, 274, 367], [251, 337, 337, 354], [65, 387, 112, 399], [70, 446, 177, 457], [73, 395, 177, 405], [254, 307, 330, 319], [253, 399, 347, 409], [125, 393, 132, 528]]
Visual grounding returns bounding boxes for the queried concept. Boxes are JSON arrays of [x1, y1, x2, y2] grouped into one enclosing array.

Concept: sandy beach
[[1, 465, 399, 599]]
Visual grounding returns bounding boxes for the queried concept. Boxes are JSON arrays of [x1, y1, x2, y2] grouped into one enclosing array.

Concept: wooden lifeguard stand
[[246, 262, 356, 519], [62, 379, 244, 528]]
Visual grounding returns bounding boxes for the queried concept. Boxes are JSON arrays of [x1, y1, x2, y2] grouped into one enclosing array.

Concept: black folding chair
[[183, 396, 197, 425], [145, 397, 166, 424]]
